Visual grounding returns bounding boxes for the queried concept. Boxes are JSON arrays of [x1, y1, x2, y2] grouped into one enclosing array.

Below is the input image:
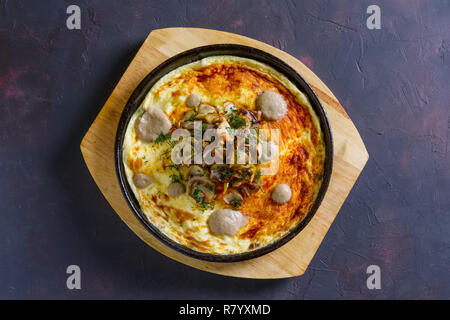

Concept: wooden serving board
[[81, 28, 368, 279]]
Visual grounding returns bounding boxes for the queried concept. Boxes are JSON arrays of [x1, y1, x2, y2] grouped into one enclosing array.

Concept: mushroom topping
[[208, 209, 248, 236], [259, 141, 279, 163], [203, 123, 215, 130], [186, 165, 205, 180], [187, 176, 216, 202], [243, 110, 259, 124], [224, 102, 236, 114], [210, 164, 233, 182], [182, 110, 196, 122], [133, 173, 153, 189], [181, 121, 195, 130], [239, 182, 260, 197], [186, 93, 201, 107], [198, 104, 216, 115], [255, 90, 287, 121], [167, 182, 186, 197], [224, 191, 243, 208], [271, 184, 292, 204], [204, 113, 221, 124], [135, 108, 172, 142], [181, 110, 196, 130]]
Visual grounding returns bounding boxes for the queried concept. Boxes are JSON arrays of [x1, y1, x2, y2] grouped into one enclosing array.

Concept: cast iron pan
[[115, 44, 333, 262]]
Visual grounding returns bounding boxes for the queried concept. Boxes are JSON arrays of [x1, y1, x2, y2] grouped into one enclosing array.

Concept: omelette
[[122, 56, 325, 255]]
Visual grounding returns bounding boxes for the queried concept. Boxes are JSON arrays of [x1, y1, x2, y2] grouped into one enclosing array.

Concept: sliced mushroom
[[204, 113, 221, 124], [224, 102, 236, 114], [135, 108, 172, 142], [186, 165, 205, 180], [133, 173, 153, 189], [203, 123, 215, 130], [181, 110, 196, 130], [271, 184, 292, 204], [230, 174, 245, 187], [224, 191, 243, 206], [186, 93, 201, 107], [210, 164, 233, 182], [208, 209, 248, 236], [239, 182, 259, 197], [198, 104, 216, 115], [187, 176, 216, 202], [181, 121, 195, 130], [255, 90, 287, 121], [243, 110, 259, 124], [240, 168, 253, 179], [182, 110, 196, 122], [167, 182, 186, 197]]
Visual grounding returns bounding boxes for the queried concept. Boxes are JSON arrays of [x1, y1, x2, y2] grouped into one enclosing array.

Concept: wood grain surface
[[80, 28, 368, 279]]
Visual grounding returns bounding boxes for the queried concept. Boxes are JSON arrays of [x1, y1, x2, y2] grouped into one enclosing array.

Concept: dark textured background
[[1, 0, 449, 299]]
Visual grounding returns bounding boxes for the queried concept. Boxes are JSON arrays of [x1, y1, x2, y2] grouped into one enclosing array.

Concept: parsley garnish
[[226, 104, 246, 128], [230, 198, 242, 210], [188, 110, 198, 121], [155, 133, 174, 147], [218, 167, 234, 182], [193, 189, 202, 203], [170, 173, 184, 183], [167, 164, 179, 170], [230, 117, 246, 128], [255, 170, 265, 193], [192, 188, 215, 211]]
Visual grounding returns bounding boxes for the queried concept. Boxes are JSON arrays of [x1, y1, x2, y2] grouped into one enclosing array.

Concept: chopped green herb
[[226, 105, 247, 129], [193, 189, 202, 203], [155, 132, 170, 144], [218, 167, 234, 182], [255, 170, 265, 193], [230, 198, 242, 210], [167, 164, 180, 171], [230, 116, 246, 128], [170, 173, 184, 183], [315, 173, 323, 180]]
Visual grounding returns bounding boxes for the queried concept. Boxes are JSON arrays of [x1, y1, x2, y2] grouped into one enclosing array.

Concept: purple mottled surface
[[0, 0, 449, 299]]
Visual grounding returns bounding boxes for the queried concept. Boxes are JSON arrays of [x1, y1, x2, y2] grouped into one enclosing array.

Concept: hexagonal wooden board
[[80, 28, 368, 279]]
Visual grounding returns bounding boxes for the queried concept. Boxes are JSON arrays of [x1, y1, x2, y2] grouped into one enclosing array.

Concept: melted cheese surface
[[123, 56, 325, 254]]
